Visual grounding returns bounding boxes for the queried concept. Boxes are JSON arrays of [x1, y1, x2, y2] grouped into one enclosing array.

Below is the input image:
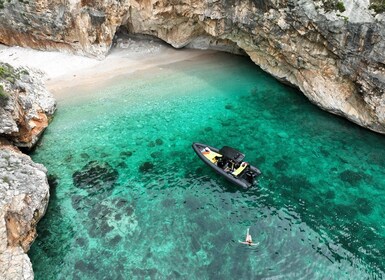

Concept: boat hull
[[192, 142, 260, 189]]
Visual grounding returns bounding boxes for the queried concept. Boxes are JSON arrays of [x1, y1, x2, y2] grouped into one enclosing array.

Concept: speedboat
[[192, 142, 261, 189]]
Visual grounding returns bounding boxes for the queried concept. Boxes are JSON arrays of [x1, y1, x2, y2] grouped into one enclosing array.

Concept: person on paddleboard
[[245, 228, 253, 245], [239, 228, 259, 246]]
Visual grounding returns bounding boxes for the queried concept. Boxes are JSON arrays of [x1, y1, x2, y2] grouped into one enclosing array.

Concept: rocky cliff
[[0, 63, 56, 149], [0, 0, 384, 133], [0, 143, 50, 280], [0, 64, 55, 279]]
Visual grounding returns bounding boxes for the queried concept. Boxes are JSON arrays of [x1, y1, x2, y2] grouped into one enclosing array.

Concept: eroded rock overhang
[[0, 0, 384, 133]]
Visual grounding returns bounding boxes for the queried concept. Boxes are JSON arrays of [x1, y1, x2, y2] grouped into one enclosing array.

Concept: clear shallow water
[[29, 52, 385, 279]]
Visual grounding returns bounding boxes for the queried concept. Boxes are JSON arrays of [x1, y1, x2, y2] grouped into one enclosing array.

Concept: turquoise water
[[29, 51, 385, 279]]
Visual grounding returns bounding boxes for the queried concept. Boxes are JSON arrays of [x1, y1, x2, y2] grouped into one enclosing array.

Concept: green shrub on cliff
[[336, 1, 346, 12], [0, 84, 9, 100], [0, 63, 30, 101], [322, 0, 346, 13], [370, 0, 385, 13], [0, 64, 15, 81], [0, 64, 12, 100], [0, 63, 29, 85], [0, 0, 10, 9]]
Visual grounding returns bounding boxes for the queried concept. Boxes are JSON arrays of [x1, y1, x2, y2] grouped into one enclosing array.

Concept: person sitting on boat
[[216, 157, 232, 171], [216, 156, 225, 168], [226, 160, 235, 173], [202, 147, 211, 155]]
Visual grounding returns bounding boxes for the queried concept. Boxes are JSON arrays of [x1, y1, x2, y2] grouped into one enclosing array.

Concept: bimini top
[[219, 146, 245, 163]]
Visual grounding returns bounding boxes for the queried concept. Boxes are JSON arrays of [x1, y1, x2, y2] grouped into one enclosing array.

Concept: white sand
[[0, 37, 216, 100]]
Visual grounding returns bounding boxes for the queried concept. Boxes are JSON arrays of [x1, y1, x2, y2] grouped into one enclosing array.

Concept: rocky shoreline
[[0, 36, 204, 279], [0, 144, 50, 280], [0, 39, 224, 279], [0, 63, 55, 279], [0, 0, 385, 277]]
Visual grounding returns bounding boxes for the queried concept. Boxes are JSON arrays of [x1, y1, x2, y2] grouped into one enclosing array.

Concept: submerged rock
[[355, 197, 373, 215], [273, 159, 289, 171], [120, 151, 133, 158], [155, 138, 163, 145], [86, 197, 138, 239], [139, 161, 154, 173], [150, 151, 162, 159], [73, 161, 119, 191], [0, 145, 49, 280], [80, 153, 90, 159], [339, 169, 366, 186]]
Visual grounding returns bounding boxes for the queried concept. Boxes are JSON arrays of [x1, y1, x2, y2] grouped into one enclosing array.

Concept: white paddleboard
[[238, 240, 259, 246]]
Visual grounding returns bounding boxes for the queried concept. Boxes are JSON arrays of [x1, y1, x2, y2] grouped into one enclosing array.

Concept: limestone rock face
[[0, 145, 49, 280], [0, 0, 131, 58], [128, 0, 385, 133], [0, 63, 56, 149], [0, 0, 385, 132]]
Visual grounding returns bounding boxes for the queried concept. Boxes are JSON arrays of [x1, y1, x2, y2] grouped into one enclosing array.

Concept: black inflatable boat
[[192, 142, 261, 189]]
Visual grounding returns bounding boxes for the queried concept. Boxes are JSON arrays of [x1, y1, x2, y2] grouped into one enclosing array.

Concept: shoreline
[[0, 37, 218, 102], [0, 37, 219, 279]]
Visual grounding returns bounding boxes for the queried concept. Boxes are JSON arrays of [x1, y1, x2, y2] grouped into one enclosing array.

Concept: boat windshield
[[219, 146, 245, 163]]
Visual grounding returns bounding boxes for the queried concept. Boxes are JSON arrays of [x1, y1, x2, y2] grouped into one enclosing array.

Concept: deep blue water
[[29, 51, 385, 279]]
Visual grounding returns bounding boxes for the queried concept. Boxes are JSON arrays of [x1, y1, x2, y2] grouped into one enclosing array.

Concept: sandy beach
[[0, 36, 216, 101]]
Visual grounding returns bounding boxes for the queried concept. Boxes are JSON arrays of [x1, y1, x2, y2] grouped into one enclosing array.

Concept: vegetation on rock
[[0, 63, 31, 101], [370, 0, 385, 13], [336, 1, 346, 12], [0, 63, 16, 84], [0, 64, 13, 101], [0, 0, 10, 9], [0, 63, 29, 84], [0, 84, 8, 100], [322, 0, 346, 13]]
